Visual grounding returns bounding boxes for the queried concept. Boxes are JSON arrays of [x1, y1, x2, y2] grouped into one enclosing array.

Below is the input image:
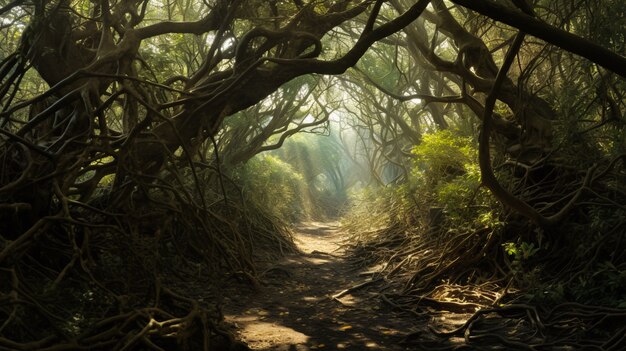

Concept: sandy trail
[[222, 222, 414, 351]]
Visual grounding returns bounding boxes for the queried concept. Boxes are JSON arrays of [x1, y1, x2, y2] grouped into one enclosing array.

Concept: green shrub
[[411, 130, 476, 184], [411, 130, 498, 229], [233, 154, 306, 222]]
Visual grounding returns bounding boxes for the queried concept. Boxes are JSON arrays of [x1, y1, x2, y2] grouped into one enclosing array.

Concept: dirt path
[[222, 222, 414, 351]]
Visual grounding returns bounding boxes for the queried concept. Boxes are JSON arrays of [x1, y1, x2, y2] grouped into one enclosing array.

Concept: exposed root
[[0, 161, 295, 350], [405, 303, 626, 350], [343, 155, 626, 349], [331, 277, 383, 300]]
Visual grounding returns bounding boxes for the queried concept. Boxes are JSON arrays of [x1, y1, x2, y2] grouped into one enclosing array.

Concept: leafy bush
[[270, 132, 349, 219], [342, 183, 418, 238], [233, 154, 307, 222], [411, 130, 499, 229], [411, 130, 476, 184]]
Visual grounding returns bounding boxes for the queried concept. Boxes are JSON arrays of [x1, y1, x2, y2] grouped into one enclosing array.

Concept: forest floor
[[222, 222, 438, 351]]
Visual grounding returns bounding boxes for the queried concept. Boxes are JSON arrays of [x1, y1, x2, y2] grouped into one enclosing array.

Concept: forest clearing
[[1, 0, 625, 350]]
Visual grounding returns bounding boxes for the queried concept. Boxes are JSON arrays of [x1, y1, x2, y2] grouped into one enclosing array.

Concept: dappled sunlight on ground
[[225, 313, 309, 349], [300, 256, 332, 265], [222, 222, 413, 350], [221, 221, 503, 350], [293, 221, 344, 254]]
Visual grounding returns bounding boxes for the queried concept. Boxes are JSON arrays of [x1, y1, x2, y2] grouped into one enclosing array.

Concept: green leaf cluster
[[410, 130, 498, 229], [411, 130, 476, 174], [234, 154, 306, 222]]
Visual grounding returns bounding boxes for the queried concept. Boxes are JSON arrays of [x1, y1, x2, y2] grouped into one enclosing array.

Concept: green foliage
[[503, 241, 540, 274], [411, 130, 498, 229], [233, 154, 306, 222], [577, 261, 626, 304], [276, 133, 342, 178], [271, 133, 349, 219], [343, 183, 417, 237], [559, 207, 626, 306], [411, 130, 476, 178], [344, 130, 500, 242]]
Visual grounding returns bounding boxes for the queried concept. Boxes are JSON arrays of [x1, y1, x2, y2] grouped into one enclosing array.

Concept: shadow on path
[[222, 222, 414, 351]]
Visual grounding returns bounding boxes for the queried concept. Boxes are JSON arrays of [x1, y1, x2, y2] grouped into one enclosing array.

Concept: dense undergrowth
[[0, 154, 297, 350], [342, 130, 626, 349], [234, 133, 349, 223], [2, 1, 624, 349], [0, 118, 348, 350]]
